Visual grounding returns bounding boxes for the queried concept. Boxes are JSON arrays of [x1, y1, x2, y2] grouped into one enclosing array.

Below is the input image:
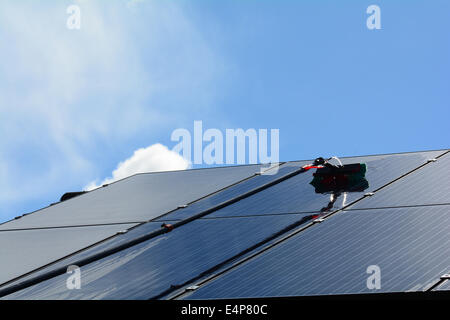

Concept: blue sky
[[0, 0, 449, 223]]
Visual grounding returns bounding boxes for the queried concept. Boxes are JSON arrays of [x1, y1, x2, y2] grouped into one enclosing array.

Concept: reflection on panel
[[434, 279, 450, 291], [3, 213, 314, 300], [183, 205, 450, 299]]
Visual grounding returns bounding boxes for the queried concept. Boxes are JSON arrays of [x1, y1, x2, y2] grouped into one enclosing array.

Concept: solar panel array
[[1, 150, 449, 299]]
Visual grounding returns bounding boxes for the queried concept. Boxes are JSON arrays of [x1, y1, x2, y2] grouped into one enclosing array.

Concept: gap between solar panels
[[0, 222, 142, 233], [168, 150, 450, 300], [341, 202, 450, 212]]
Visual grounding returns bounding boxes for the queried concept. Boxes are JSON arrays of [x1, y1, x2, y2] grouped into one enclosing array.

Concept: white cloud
[[85, 143, 191, 191], [0, 0, 227, 220]]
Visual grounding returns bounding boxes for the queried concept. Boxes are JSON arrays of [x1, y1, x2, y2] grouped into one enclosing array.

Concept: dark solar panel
[[348, 152, 450, 210], [0, 165, 264, 230], [0, 222, 163, 291], [162, 161, 309, 221], [206, 151, 445, 218], [3, 214, 314, 300], [182, 205, 450, 299], [0, 223, 136, 286], [2, 150, 448, 300]]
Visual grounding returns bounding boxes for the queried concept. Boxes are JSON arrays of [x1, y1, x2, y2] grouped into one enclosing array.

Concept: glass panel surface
[[183, 205, 450, 299], [0, 223, 136, 286], [207, 151, 445, 218], [3, 151, 447, 299], [435, 280, 450, 291], [3, 213, 314, 300]]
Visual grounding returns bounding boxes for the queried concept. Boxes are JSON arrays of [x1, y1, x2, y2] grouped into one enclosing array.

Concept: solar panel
[[206, 151, 445, 218], [163, 161, 309, 221], [182, 205, 450, 299], [0, 222, 164, 292], [0, 162, 307, 294], [348, 152, 450, 210], [0, 223, 136, 286], [2, 214, 314, 300], [2, 150, 448, 300], [0, 165, 264, 230]]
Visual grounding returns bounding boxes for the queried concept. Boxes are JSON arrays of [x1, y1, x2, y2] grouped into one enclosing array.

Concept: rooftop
[[1, 149, 449, 299]]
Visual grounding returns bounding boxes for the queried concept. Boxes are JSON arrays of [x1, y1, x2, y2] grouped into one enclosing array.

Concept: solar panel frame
[[2, 150, 449, 300], [0, 162, 308, 294], [434, 279, 450, 291]]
